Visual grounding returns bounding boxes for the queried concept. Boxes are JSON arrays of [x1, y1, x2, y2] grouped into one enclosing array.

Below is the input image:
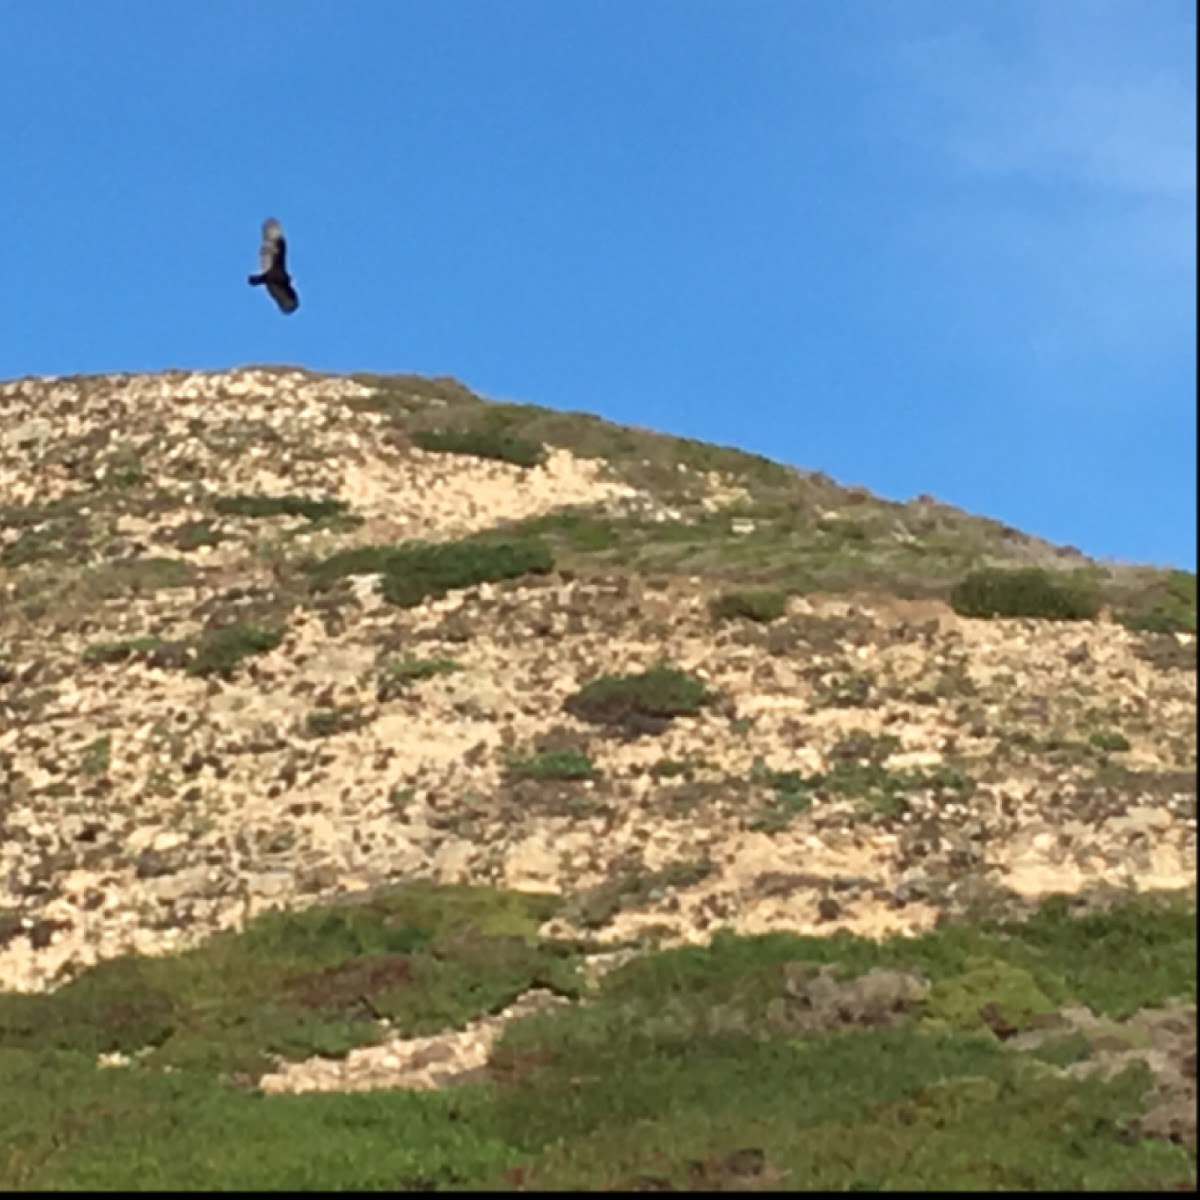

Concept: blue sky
[[1, 1, 1194, 569]]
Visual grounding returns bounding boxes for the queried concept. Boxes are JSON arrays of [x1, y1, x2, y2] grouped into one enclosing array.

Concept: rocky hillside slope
[[1, 364, 1195, 1008]]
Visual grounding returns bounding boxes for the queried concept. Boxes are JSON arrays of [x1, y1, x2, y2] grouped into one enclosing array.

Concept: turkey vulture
[[248, 217, 299, 314]]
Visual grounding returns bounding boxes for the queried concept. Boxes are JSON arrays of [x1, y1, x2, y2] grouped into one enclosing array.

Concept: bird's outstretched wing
[[266, 277, 300, 314]]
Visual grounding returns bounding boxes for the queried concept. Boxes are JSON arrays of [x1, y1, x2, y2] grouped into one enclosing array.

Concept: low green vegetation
[[306, 535, 554, 607], [505, 749, 597, 782], [303, 705, 366, 739], [1114, 569, 1197, 635], [564, 860, 714, 929], [3, 887, 1190, 1189], [709, 588, 788, 624], [80, 735, 112, 778], [1088, 730, 1132, 753], [751, 739, 976, 832], [84, 556, 194, 598], [186, 622, 284, 678], [649, 756, 708, 779], [564, 664, 713, 733], [81, 635, 167, 665], [412, 427, 547, 469], [213, 493, 350, 523], [950, 567, 1101, 622], [168, 519, 224, 551], [0, 885, 575, 1084]]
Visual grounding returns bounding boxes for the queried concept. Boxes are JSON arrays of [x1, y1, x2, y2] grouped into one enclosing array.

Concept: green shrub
[[709, 589, 787, 624], [506, 750, 597, 782], [186, 623, 283, 677], [380, 538, 553, 607], [1115, 569, 1196, 635], [1088, 731, 1131, 753], [565, 664, 712, 731], [169, 520, 224, 551], [949, 568, 1100, 622], [82, 636, 166, 665], [303, 706, 365, 739], [412, 428, 547, 469], [1116, 609, 1194, 635], [307, 536, 554, 607], [213, 494, 349, 523]]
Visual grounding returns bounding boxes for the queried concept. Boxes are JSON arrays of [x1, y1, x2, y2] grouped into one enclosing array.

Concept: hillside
[[0, 365, 1195, 1189]]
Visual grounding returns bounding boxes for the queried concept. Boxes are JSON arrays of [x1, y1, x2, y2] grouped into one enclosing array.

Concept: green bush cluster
[[412, 427, 547, 469], [212, 493, 349, 523], [505, 749, 597, 782], [949, 568, 1100, 622], [186, 622, 283, 677], [564, 664, 713, 731], [709, 589, 788, 624], [307, 535, 554, 607]]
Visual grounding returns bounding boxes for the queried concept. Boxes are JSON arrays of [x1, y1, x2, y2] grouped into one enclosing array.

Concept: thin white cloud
[[880, 1, 1196, 375]]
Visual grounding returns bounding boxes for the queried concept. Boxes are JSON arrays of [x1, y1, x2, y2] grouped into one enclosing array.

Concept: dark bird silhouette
[[248, 218, 299, 314]]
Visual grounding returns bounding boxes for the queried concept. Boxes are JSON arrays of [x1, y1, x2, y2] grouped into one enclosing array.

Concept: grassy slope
[[0, 887, 1194, 1190]]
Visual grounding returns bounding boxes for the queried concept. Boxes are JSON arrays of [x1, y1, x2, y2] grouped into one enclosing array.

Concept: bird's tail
[[248, 273, 265, 286]]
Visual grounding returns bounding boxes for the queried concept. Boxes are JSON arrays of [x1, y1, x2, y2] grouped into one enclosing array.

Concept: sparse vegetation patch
[[752, 751, 976, 831], [376, 656, 460, 700]]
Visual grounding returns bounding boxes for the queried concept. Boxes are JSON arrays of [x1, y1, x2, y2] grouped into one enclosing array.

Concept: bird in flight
[[248, 217, 299, 314]]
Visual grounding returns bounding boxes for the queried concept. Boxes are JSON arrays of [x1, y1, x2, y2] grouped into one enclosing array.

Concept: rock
[[502, 834, 560, 890], [432, 839, 476, 884], [3, 418, 53, 449], [246, 871, 292, 899]]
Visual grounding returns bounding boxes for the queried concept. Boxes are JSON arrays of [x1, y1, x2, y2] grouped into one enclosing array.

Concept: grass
[[81, 556, 193, 598], [0, 884, 575, 1080], [564, 860, 714, 930], [0, 887, 1192, 1189], [1114, 569, 1197, 635]]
